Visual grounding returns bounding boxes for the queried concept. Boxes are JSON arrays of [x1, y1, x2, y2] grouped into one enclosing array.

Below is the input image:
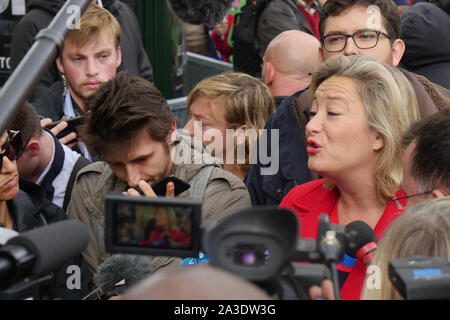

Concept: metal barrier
[[168, 96, 189, 128], [182, 52, 233, 96]]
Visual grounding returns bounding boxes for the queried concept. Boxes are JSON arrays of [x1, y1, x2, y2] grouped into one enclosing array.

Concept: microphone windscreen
[[0, 227, 19, 246], [7, 220, 89, 275], [167, 0, 233, 26], [95, 254, 153, 296], [345, 221, 378, 258]]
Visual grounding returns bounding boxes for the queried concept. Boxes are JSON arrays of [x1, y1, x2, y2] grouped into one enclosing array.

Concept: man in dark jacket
[[10, 0, 153, 103], [400, 2, 450, 90], [246, 30, 321, 206]]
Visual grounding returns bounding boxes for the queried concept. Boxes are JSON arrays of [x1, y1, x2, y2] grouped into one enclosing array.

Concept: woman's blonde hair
[[155, 207, 179, 232], [310, 55, 420, 204], [362, 197, 450, 299], [187, 72, 275, 174]]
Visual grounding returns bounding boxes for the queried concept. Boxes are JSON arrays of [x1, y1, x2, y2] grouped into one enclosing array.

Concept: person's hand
[[214, 18, 228, 36], [125, 180, 175, 198], [309, 279, 336, 300], [40, 118, 77, 148]]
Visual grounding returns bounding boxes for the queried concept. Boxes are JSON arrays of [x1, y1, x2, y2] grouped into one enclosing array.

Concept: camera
[[105, 193, 202, 259], [389, 255, 450, 300], [105, 194, 347, 299]]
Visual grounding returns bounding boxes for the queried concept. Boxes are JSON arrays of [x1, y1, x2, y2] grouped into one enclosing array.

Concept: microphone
[[0, 220, 89, 288], [83, 254, 153, 300], [345, 221, 378, 266], [167, 0, 233, 26]]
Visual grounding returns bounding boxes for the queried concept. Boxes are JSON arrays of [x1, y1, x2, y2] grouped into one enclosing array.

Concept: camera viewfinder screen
[[114, 203, 194, 250]]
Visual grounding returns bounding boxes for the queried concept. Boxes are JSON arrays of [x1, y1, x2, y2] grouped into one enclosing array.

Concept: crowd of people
[[0, 0, 449, 300]]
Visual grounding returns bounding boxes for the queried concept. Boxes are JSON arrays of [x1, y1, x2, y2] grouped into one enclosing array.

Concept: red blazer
[[280, 179, 407, 299]]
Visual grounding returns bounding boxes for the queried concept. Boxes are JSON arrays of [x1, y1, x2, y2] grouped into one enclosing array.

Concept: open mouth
[[307, 140, 321, 154], [307, 140, 321, 149]]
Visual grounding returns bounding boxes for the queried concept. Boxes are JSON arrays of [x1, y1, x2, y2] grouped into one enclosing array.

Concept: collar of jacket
[[8, 178, 54, 231], [286, 179, 338, 215]]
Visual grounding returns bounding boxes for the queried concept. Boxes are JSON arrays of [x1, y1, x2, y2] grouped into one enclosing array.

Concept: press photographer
[[67, 71, 252, 276]]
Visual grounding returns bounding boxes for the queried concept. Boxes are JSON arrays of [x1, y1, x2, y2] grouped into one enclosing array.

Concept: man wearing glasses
[[317, 0, 449, 117], [395, 108, 450, 210]]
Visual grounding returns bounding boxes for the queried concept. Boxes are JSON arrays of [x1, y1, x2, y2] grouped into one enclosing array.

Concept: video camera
[[105, 193, 350, 299], [389, 255, 450, 300], [105, 193, 202, 259]]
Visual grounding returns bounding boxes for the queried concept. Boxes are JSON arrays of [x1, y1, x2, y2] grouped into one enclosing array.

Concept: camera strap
[[188, 165, 215, 201]]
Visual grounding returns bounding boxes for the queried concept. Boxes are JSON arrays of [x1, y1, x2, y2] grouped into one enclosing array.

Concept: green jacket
[[67, 135, 252, 275]]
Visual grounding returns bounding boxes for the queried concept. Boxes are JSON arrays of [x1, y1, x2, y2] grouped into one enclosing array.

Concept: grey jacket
[[255, 0, 315, 58], [67, 135, 252, 275]]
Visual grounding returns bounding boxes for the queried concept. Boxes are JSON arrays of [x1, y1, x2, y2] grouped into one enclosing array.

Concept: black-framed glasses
[[0, 130, 24, 168], [392, 190, 433, 210], [322, 30, 392, 53]]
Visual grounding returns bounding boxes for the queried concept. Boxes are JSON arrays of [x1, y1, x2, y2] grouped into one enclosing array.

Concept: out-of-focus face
[[184, 96, 230, 160], [305, 76, 382, 180], [0, 132, 20, 201], [320, 5, 403, 66], [103, 128, 174, 189], [56, 31, 122, 109], [155, 209, 169, 229], [401, 141, 431, 209]]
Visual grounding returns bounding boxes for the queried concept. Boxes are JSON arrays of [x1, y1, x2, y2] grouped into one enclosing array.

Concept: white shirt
[[62, 90, 92, 161], [36, 131, 81, 208]]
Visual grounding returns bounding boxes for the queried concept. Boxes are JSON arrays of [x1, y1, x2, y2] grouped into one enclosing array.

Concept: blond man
[[33, 3, 122, 159]]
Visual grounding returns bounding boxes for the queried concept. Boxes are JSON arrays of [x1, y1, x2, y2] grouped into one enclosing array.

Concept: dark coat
[[255, 0, 316, 58], [8, 178, 92, 299], [400, 2, 450, 90], [245, 90, 311, 206], [32, 80, 65, 122], [11, 0, 153, 102]]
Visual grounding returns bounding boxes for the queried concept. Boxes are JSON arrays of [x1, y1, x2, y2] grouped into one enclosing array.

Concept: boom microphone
[[0, 0, 92, 134], [0, 220, 89, 288], [345, 221, 378, 265], [84, 254, 153, 299], [167, 0, 233, 26]]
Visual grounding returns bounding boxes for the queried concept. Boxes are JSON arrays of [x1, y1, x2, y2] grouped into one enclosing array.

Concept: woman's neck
[[334, 177, 386, 229]]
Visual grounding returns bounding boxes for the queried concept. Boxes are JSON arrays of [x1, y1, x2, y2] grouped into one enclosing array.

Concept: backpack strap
[[62, 156, 91, 212], [188, 165, 215, 200]]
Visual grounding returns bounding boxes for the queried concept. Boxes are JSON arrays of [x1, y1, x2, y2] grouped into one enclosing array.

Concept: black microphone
[[83, 254, 153, 300], [345, 221, 378, 266], [167, 0, 233, 26], [0, 220, 89, 288], [0, 0, 92, 134]]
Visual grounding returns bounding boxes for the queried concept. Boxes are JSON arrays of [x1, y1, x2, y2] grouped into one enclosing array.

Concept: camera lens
[[231, 244, 269, 267]]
